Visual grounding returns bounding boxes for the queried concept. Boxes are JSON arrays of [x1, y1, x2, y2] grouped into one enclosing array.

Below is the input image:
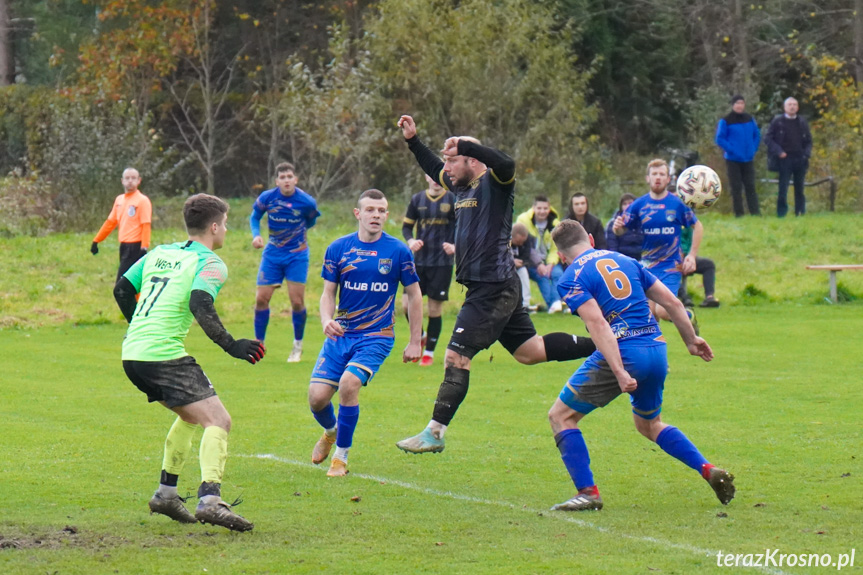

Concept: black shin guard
[[543, 332, 596, 362], [426, 316, 443, 352], [432, 366, 470, 426]]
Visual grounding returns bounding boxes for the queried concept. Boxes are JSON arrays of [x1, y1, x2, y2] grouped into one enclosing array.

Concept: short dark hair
[[357, 188, 386, 207], [551, 219, 589, 251], [275, 162, 295, 176], [184, 194, 229, 234], [533, 195, 549, 204]]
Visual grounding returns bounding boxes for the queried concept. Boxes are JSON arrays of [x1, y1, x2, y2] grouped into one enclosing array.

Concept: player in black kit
[[395, 115, 596, 454], [402, 174, 456, 366]]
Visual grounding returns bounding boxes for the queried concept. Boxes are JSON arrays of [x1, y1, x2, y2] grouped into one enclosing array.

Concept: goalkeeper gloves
[[226, 339, 266, 364], [91, 242, 99, 255]]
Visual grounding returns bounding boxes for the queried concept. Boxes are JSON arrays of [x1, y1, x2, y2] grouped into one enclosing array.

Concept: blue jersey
[[322, 232, 419, 338], [557, 249, 664, 348], [250, 187, 320, 253], [622, 192, 696, 273]]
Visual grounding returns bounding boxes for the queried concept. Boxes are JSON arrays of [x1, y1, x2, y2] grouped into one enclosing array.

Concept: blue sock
[[336, 404, 360, 449], [254, 308, 270, 342], [292, 308, 307, 341], [555, 428, 594, 490], [312, 403, 336, 430], [655, 425, 709, 472]]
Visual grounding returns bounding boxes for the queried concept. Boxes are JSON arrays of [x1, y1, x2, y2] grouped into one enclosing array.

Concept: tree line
[[0, 0, 861, 235]]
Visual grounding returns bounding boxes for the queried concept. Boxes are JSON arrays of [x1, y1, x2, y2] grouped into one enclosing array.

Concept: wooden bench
[[805, 265, 863, 302]]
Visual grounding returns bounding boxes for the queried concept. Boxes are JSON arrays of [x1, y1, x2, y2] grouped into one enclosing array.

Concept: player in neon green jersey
[[113, 194, 266, 532]]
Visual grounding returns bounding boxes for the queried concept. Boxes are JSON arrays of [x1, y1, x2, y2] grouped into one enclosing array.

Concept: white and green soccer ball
[[676, 165, 722, 209]]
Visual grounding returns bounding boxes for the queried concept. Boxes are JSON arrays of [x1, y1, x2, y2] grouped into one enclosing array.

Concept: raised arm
[[399, 115, 447, 185], [455, 139, 515, 184]]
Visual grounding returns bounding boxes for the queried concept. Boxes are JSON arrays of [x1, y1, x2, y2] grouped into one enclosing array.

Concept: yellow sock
[[162, 418, 198, 476], [199, 425, 229, 484]]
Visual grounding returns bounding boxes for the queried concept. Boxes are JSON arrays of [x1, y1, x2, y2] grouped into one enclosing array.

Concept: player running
[[547, 220, 734, 511], [114, 194, 266, 532], [402, 174, 456, 366], [308, 189, 423, 476], [613, 159, 702, 333], [394, 115, 596, 455], [251, 162, 321, 362]]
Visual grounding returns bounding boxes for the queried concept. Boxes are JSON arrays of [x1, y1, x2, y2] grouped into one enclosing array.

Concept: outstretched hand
[[226, 339, 266, 364], [398, 115, 417, 140], [687, 337, 713, 362], [91, 242, 99, 255]]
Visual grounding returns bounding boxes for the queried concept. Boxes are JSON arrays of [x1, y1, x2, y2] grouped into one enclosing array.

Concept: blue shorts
[[310, 334, 395, 389], [257, 247, 310, 286], [559, 343, 668, 419], [653, 268, 682, 296]]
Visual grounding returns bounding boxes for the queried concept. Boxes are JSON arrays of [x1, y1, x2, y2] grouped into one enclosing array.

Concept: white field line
[[242, 453, 791, 575]]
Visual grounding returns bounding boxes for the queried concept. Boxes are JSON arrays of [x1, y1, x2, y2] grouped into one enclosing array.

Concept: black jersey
[[406, 137, 516, 284], [402, 189, 456, 267]]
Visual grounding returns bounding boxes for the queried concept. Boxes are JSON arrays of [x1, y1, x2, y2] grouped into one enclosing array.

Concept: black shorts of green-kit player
[[123, 356, 216, 408]]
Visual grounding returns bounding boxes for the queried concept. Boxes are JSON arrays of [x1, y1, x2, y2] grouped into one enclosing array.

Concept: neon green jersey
[[121, 241, 228, 361]]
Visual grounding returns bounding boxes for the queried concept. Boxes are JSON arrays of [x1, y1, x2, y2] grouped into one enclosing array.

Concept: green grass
[[1, 307, 861, 573], [1, 208, 862, 573]]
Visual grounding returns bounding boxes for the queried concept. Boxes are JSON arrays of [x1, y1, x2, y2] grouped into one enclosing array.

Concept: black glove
[[226, 339, 266, 364], [140, 247, 148, 259], [90, 242, 99, 255]]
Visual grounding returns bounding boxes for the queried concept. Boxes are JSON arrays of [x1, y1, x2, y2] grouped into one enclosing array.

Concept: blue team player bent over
[[613, 158, 702, 333], [251, 162, 321, 362], [308, 189, 424, 477], [547, 220, 734, 511]]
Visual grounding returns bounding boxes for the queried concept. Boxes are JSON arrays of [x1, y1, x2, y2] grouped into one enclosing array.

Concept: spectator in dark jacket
[[605, 193, 642, 260], [765, 97, 813, 217], [564, 192, 606, 250], [715, 95, 761, 217]]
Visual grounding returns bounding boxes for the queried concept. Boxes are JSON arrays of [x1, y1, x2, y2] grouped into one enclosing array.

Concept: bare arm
[[683, 220, 703, 274], [320, 280, 344, 339], [402, 282, 423, 362], [646, 280, 713, 361], [576, 299, 637, 393]]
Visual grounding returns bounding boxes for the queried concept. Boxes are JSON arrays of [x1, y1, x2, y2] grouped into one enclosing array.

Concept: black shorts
[[447, 273, 536, 359], [123, 356, 216, 408], [117, 241, 144, 282], [416, 265, 453, 301]]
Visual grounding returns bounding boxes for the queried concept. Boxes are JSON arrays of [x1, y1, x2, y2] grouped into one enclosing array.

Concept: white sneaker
[[287, 340, 303, 363], [548, 300, 563, 314]]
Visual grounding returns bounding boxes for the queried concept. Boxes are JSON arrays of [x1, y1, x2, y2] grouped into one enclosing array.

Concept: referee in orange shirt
[[91, 168, 152, 282]]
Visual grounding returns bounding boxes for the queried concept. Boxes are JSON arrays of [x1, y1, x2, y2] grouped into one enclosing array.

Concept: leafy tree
[[365, 0, 596, 202]]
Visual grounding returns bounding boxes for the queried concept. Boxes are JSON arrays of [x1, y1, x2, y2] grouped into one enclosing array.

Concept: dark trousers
[[725, 160, 760, 217], [678, 257, 716, 302], [777, 155, 808, 217], [117, 241, 144, 283]]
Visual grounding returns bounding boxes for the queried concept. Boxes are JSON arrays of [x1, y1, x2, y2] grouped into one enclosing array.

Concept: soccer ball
[[676, 165, 722, 209]]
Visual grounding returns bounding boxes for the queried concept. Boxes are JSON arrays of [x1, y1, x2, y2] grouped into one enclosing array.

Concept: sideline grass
[[1, 304, 860, 573], [3, 209, 863, 330]]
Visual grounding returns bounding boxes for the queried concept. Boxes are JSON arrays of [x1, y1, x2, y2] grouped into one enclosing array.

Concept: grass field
[[1, 210, 862, 573]]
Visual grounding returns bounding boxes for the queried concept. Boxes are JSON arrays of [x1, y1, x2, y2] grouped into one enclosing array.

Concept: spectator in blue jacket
[[715, 95, 761, 217], [605, 193, 642, 260]]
